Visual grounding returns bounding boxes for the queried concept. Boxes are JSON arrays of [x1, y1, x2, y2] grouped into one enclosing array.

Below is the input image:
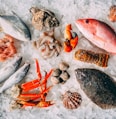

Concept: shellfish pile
[[33, 30, 62, 59], [51, 62, 70, 84]]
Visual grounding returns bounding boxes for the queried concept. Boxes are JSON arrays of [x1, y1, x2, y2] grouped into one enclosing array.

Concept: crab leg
[[36, 101, 54, 107], [35, 59, 42, 80], [41, 69, 53, 90], [21, 79, 39, 89]]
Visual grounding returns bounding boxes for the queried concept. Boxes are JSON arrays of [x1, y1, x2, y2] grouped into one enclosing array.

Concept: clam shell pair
[[62, 91, 82, 109]]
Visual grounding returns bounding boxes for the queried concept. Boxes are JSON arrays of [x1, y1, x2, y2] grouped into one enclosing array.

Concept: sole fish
[[75, 68, 116, 109], [0, 13, 31, 42], [0, 56, 22, 83], [75, 18, 116, 53], [0, 63, 30, 93]]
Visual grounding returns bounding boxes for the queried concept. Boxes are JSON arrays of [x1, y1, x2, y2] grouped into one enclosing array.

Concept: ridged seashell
[[52, 68, 62, 77], [60, 71, 70, 81], [62, 91, 82, 109], [59, 62, 69, 71]]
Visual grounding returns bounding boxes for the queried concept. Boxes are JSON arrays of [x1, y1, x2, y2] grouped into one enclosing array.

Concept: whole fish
[[0, 13, 31, 42], [75, 68, 116, 109], [0, 63, 30, 93], [0, 56, 22, 83], [75, 18, 116, 53]]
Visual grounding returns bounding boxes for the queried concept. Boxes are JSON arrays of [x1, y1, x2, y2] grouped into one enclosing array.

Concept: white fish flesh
[[0, 63, 30, 93], [0, 13, 31, 42], [0, 56, 22, 83]]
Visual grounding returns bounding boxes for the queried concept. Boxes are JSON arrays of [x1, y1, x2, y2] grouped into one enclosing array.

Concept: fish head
[[75, 68, 90, 85], [75, 18, 98, 38]]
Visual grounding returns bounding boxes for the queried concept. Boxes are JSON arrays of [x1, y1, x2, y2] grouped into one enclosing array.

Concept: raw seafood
[[51, 62, 70, 85], [75, 68, 116, 109], [0, 63, 30, 93], [0, 13, 31, 41], [75, 18, 116, 53], [59, 62, 69, 71], [62, 91, 82, 109], [16, 59, 54, 108], [108, 5, 116, 22], [74, 49, 109, 67], [30, 7, 59, 30], [0, 56, 22, 83], [64, 24, 78, 52], [0, 35, 17, 61], [33, 30, 62, 59]]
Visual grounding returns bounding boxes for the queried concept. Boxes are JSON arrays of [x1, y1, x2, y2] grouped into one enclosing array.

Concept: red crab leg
[[35, 59, 42, 80]]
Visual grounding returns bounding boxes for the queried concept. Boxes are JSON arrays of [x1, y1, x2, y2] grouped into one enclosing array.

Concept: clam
[[62, 91, 82, 109], [52, 68, 62, 77], [51, 76, 64, 85], [60, 71, 70, 81], [59, 62, 69, 71]]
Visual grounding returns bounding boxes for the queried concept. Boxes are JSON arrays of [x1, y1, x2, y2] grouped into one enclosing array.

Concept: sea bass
[[75, 19, 116, 53], [0, 56, 22, 83], [0, 63, 30, 93], [75, 68, 116, 109], [0, 13, 31, 42]]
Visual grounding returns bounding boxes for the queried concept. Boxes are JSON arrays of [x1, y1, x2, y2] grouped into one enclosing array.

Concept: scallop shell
[[62, 91, 82, 109]]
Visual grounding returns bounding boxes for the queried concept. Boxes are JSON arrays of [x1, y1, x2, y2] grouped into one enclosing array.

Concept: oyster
[[62, 91, 82, 109], [30, 7, 59, 30]]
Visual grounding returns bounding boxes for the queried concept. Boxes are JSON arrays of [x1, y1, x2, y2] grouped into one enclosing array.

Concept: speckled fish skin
[[0, 56, 22, 83], [0, 63, 30, 93], [0, 13, 31, 41], [75, 19, 116, 53], [75, 68, 116, 109]]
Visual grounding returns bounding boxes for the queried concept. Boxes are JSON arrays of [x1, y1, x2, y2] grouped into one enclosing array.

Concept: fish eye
[[85, 19, 89, 24]]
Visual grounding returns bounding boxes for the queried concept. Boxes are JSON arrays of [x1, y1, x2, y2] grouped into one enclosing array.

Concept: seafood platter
[[0, 0, 116, 119]]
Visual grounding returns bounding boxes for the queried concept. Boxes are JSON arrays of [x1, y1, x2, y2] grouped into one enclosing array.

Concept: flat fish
[[0, 56, 22, 83], [0, 13, 31, 41], [0, 63, 30, 93], [75, 68, 116, 109], [75, 18, 116, 53]]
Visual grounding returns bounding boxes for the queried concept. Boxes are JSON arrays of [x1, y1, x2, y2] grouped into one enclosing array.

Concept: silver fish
[[0, 56, 22, 83], [0, 13, 31, 42], [75, 68, 116, 109], [0, 63, 30, 93]]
